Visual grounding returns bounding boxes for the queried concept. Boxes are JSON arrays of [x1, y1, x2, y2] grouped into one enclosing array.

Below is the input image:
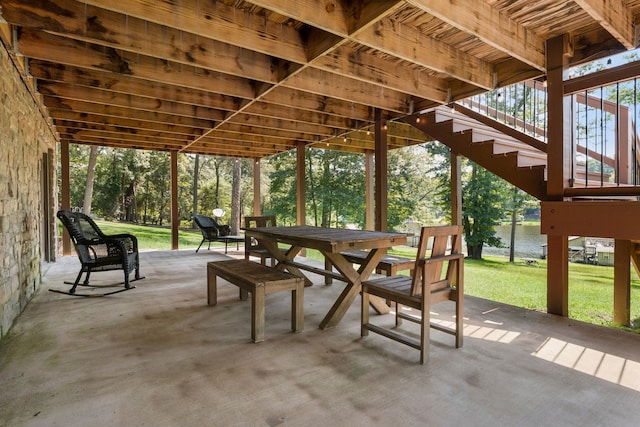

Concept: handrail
[[458, 77, 640, 192]]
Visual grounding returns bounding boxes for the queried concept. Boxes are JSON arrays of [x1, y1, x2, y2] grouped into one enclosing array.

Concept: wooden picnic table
[[243, 225, 407, 329]]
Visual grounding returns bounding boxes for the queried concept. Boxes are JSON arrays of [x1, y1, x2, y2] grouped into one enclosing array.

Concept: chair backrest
[[410, 225, 463, 296], [243, 215, 277, 229], [57, 210, 105, 245], [194, 214, 229, 238], [244, 216, 277, 251]]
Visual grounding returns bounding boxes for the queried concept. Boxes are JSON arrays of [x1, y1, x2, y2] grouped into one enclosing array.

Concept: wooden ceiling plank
[[56, 122, 195, 141], [78, 0, 308, 64], [17, 28, 257, 99], [28, 59, 241, 112], [283, 67, 413, 114], [37, 81, 225, 122], [259, 87, 374, 122], [313, 44, 448, 103], [1, 0, 279, 85], [407, 0, 546, 70], [46, 103, 214, 132], [355, 17, 494, 90], [574, 0, 635, 49]]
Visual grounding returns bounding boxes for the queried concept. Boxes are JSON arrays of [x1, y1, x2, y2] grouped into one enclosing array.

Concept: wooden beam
[[60, 140, 71, 256], [407, 0, 545, 70], [312, 45, 448, 103], [613, 239, 631, 326], [365, 150, 374, 230], [38, 81, 226, 122], [541, 201, 640, 240], [356, 18, 494, 90], [1, 0, 279, 83], [28, 60, 241, 112], [17, 29, 257, 99], [296, 142, 306, 227], [283, 67, 413, 114], [170, 151, 179, 250], [78, 0, 309, 64], [574, 0, 635, 49], [374, 109, 388, 232]]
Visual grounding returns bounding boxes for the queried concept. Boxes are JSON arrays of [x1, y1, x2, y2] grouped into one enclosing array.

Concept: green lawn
[[90, 220, 207, 250], [78, 220, 639, 333]]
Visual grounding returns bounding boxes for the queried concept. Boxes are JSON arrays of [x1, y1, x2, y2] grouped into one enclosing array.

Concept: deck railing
[[458, 76, 640, 194]]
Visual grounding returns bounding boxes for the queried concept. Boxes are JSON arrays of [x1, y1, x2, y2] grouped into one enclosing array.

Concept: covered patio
[[1, 249, 639, 426]]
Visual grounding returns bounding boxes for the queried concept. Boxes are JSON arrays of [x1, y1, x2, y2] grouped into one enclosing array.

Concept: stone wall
[[0, 40, 58, 339]]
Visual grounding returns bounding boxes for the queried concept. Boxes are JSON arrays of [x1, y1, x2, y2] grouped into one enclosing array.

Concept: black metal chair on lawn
[[53, 210, 143, 297], [194, 214, 232, 253]]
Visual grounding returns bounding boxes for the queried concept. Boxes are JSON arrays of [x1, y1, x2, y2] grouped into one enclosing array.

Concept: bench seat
[[341, 250, 414, 276], [207, 259, 304, 342]]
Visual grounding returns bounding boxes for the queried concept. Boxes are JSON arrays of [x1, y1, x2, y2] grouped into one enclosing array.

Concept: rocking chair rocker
[[52, 210, 144, 297]]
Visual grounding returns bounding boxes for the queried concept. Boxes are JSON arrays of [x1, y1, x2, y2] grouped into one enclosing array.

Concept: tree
[[425, 142, 508, 259], [462, 163, 507, 259], [82, 146, 99, 214], [230, 159, 242, 234]]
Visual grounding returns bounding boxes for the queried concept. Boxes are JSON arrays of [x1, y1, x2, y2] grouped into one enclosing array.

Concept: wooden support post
[[614, 239, 631, 326], [60, 140, 71, 256], [544, 35, 571, 317], [296, 142, 306, 256], [374, 109, 388, 232], [365, 150, 374, 231], [546, 235, 568, 316], [170, 150, 179, 250]]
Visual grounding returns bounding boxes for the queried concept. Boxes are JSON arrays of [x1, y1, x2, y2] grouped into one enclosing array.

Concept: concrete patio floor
[[1, 248, 640, 427]]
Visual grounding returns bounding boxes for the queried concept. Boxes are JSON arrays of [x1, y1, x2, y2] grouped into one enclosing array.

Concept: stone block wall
[[0, 40, 58, 339]]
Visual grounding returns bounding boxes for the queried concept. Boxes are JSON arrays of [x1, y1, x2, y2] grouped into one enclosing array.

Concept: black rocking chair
[[52, 210, 144, 297]]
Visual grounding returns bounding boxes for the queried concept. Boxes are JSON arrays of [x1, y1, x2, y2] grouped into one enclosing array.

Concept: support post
[[374, 109, 388, 232], [544, 34, 572, 316], [613, 239, 631, 326], [296, 142, 306, 256], [365, 150, 374, 230], [60, 140, 71, 255], [170, 150, 179, 250]]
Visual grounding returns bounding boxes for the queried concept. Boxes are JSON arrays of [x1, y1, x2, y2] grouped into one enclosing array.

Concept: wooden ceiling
[[1, 0, 640, 158]]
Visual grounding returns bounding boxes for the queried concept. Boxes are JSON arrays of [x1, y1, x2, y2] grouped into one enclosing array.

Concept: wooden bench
[[341, 250, 415, 276], [207, 259, 304, 342]]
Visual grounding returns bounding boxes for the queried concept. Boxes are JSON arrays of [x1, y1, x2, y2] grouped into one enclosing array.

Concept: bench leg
[[292, 283, 304, 332], [207, 269, 217, 306], [251, 286, 265, 343]]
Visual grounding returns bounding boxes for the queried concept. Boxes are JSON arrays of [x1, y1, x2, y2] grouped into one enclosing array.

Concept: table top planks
[[243, 225, 407, 253]]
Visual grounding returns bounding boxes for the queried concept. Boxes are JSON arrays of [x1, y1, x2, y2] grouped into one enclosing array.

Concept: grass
[[88, 220, 208, 250], [76, 220, 640, 333]]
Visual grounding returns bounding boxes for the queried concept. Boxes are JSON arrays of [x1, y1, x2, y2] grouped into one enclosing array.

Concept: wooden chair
[[361, 225, 464, 364], [244, 215, 278, 266]]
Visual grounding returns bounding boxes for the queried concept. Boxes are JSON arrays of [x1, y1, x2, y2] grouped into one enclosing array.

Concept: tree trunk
[[82, 146, 98, 214], [230, 159, 242, 235]]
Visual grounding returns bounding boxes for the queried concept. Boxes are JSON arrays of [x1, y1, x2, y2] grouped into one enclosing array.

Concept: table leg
[[319, 250, 390, 329], [258, 239, 312, 286]]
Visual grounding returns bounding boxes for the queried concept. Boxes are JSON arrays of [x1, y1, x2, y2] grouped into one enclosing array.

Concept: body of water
[[483, 224, 546, 259]]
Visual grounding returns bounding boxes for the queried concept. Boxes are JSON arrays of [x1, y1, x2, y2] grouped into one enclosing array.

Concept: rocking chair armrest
[[107, 233, 139, 251]]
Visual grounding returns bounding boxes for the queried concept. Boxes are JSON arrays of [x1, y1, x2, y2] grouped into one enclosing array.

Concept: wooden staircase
[[405, 104, 549, 200]]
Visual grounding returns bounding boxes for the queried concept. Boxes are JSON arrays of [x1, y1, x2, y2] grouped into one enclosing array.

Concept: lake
[[483, 224, 546, 259]]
